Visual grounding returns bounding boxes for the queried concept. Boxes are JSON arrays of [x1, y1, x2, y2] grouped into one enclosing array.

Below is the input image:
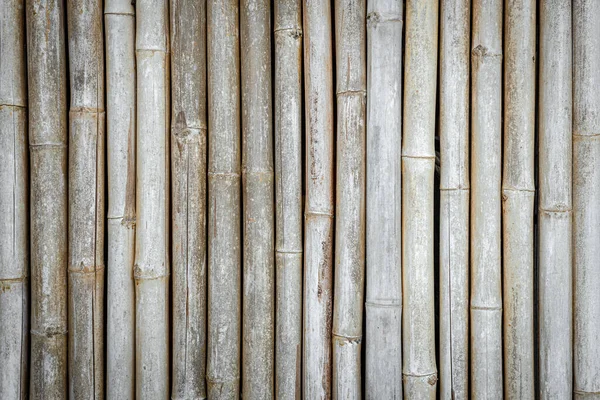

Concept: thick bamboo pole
[[206, 1, 241, 398], [274, 1, 303, 398], [438, 0, 469, 398], [573, 1, 600, 398], [364, 0, 402, 398], [135, 0, 170, 397], [402, 0, 438, 397], [0, 0, 28, 397], [170, 0, 207, 398], [26, 0, 68, 397], [503, 1, 535, 398], [302, 1, 335, 398], [538, 1, 572, 398]]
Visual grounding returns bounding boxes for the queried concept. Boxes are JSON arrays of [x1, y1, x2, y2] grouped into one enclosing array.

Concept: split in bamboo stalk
[[365, 0, 403, 398], [402, 0, 438, 397], [0, 0, 28, 397], [538, 1, 572, 398], [274, 0, 303, 398], [438, 0, 470, 397], [206, 0, 242, 398], [135, 0, 170, 396]]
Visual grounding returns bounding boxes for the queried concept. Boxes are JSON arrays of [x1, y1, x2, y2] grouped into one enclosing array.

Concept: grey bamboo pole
[[135, 0, 170, 397], [0, 0, 28, 397], [438, 0, 469, 398], [206, 0, 241, 398], [573, 1, 600, 398], [302, 0, 335, 398], [26, 0, 69, 397], [364, 0, 403, 398], [539, 1, 572, 398], [104, 0, 136, 397], [274, 0, 303, 398], [402, 0, 438, 397], [170, 0, 207, 398], [503, 1, 535, 398], [332, 0, 366, 398]]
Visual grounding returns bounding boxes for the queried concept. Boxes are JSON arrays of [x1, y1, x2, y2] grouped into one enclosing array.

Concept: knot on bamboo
[[471, 45, 502, 61]]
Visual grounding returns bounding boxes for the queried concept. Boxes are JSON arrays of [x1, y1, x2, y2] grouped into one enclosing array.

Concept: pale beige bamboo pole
[[402, 0, 438, 397], [206, 0, 241, 398], [135, 0, 170, 396], [26, 0, 69, 397], [0, 0, 28, 397], [274, 0, 303, 398], [170, 0, 207, 398], [573, 1, 600, 398], [438, 0, 469, 398], [302, 0, 335, 398], [502, 1, 535, 398], [539, 1, 572, 398], [364, 0, 402, 398], [104, 0, 136, 397]]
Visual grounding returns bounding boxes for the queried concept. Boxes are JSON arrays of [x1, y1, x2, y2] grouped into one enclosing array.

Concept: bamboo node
[[332, 333, 362, 344], [366, 12, 402, 27], [31, 327, 68, 338], [274, 27, 302, 39], [471, 45, 502, 61]]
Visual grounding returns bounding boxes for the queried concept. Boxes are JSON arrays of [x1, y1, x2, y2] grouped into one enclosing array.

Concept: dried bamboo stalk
[[503, 1, 535, 398], [206, 0, 241, 398], [573, 1, 600, 398], [26, 0, 69, 397], [438, 0, 470, 398], [539, 1, 572, 398], [0, 0, 28, 397], [135, 0, 170, 397], [274, 0, 303, 398], [364, 0, 402, 398], [170, 0, 208, 398], [402, 0, 438, 397]]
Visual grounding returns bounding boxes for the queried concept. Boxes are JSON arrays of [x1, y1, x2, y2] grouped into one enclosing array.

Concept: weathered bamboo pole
[[303, 0, 335, 398], [170, 0, 207, 398], [0, 0, 28, 397], [438, 0, 469, 398], [538, 1, 572, 398], [573, 1, 600, 398], [274, 0, 303, 398], [503, 1, 535, 398], [104, 0, 136, 397], [26, 0, 69, 397], [135, 0, 170, 397], [364, 0, 403, 398], [402, 0, 438, 397], [206, 0, 241, 398]]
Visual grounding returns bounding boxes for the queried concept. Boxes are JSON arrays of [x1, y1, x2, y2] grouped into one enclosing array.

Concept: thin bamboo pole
[[573, 1, 600, 398], [274, 0, 303, 398], [170, 0, 207, 398], [402, 0, 438, 397], [538, 1, 572, 398], [438, 0, 470, 398], [206, 0, 241, 398], [0, 0, 28, 397], [503, 1, 535, 398], [364, 0, 402, 398], [135, 0, 170, 397]]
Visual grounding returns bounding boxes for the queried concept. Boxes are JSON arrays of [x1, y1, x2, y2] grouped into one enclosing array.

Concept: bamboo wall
[[1, 0, 600, 399]]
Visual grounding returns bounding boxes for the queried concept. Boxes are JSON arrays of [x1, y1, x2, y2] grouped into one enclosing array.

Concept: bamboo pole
[[438, 0, 470, 398], [206, 0, 241, 398], [274, 1, 303, 398], [26, 0, 69, 397], [402, 0, 438, 397], [503, 1, 535, 398], [0, 0, 28, 397], [538, 1, 572, 398], [573, 1, 600, 398], [135, 0, 170, 397], [170, 0, 207, 398], [364, 0, 402, 398]]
